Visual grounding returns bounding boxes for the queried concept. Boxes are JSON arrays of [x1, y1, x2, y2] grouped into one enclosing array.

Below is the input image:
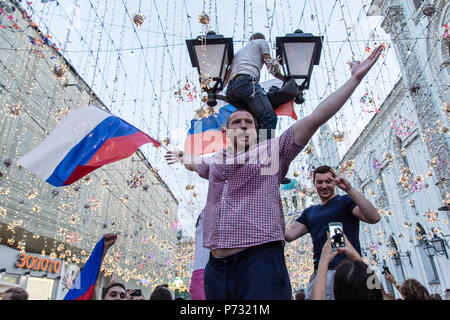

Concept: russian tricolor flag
[[184, 79, 297, 156], [64, 238, 104, 300], [17, 105, 160, 187]]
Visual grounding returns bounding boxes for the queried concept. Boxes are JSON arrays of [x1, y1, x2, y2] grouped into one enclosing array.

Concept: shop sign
[[16, 253, 61, 273]]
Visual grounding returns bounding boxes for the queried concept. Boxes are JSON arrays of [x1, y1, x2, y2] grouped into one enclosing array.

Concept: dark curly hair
[[400, 279, 432, 300]]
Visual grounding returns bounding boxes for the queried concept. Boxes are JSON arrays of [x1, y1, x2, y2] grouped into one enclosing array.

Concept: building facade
[[0, 1, 178, 299], [334, 0, 450, 297], [282, 0, 450, 298]]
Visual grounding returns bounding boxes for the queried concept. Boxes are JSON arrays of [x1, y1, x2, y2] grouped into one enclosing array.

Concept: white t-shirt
[[193, 211, 209, 271], [229, 39, 271, 82]]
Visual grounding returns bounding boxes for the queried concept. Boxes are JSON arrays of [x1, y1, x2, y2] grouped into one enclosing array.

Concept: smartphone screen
[[328, 222, 345, 250]]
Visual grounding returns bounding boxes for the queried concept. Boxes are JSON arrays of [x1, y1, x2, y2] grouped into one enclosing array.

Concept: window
[[25, 277, 54, 300], [389, 236, 406, 284], [415, 223, 440, 283], [1, 274, 19, 285], [292, 195, 298, 209], [413, 0, 424, 9]]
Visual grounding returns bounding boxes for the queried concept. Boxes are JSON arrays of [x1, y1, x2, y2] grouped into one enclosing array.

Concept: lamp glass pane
[[431, 238, 444, 252], [283, 42, 316, 76], [194, 43, 226, 88]]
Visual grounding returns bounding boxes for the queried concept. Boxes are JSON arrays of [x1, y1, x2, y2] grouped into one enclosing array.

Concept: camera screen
[[329, 225, 344, 249]]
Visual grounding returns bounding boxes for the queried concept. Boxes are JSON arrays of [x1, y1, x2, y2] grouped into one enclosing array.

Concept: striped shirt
[[198, 126, 304, 250]]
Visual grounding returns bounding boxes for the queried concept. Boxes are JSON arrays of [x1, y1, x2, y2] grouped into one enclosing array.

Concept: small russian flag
[[17, 105, 160, 187], [63, 238, 104, 300]]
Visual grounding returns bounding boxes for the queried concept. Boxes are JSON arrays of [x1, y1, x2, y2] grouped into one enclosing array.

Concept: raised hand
[[336, 234, 363, 262], [62, 275, 74, 290], [350, 44, 384, 82], [320, 231, 339, 264], [330, 175, 353, 193], [103, 233, 118, 251]]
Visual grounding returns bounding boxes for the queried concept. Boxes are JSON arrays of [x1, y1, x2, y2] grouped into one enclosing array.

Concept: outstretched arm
[[292, 45, 384, 146], [285, 221, 308, 242]]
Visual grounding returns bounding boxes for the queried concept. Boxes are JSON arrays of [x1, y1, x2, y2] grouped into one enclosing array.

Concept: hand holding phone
[[328, 222, 345, 251]]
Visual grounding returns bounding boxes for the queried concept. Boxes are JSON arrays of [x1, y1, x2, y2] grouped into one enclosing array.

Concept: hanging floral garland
[[173, 79, 198, 102]]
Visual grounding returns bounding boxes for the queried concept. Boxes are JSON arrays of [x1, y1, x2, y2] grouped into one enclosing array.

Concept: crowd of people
[[1, 32, 446, 301], [1, 282, 178, 301]]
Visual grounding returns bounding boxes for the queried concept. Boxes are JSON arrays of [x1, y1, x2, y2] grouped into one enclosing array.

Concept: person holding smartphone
[[285, 165, 380, 300]]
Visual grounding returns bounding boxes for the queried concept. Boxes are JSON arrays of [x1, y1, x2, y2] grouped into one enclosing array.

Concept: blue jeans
[[226, 75, 277, 139], [204, 241, 292, 300], [305, 269, 336, 300]]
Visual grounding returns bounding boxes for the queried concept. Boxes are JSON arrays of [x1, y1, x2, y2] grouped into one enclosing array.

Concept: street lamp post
[[392, 250, 413, 267], [275, 29, 323, 104], [430, 233, 449, 259], [186, 31, 234, 107]]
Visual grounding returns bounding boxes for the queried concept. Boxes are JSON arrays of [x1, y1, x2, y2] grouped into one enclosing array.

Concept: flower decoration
[[173, 79, 198, 102], [65, 231, 81, 244], [371, 158, 387, 171], [443, 24, 450, 42], [330, 130, 345, 143], [162, 137, 171, 146], [399, 167, 412, 189], [339, 159, 355, 177], [392, 118, 415, 137], [411, 175, 424, 192], [424, 209, 439, 223], [132, 13, 145, 27], [9, 104, 22, 116], [141, 235, 149, 244], [360, 91, 381, 114], [198, 11, 210, 25], [127, 170, 146, 188], [84, 196, 100, 211], [171, 220, 181, 231]]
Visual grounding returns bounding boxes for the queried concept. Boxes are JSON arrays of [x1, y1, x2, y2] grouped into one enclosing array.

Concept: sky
[[20, 0, 401, 236]]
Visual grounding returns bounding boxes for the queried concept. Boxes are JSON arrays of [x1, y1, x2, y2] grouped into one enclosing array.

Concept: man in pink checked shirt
[[166, 45, 384, 300]]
